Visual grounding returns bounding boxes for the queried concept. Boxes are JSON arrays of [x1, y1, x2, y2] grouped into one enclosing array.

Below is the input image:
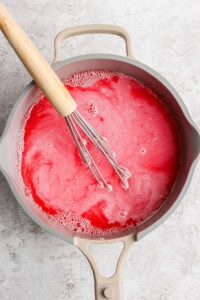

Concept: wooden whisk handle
[[0, 3, 77, 116]]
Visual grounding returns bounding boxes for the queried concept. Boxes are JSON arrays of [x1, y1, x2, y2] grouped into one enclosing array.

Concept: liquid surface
[[20, 71, 181, 237]]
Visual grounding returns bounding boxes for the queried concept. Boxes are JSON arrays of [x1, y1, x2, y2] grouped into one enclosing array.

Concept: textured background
[[0, 0, 200, 299]]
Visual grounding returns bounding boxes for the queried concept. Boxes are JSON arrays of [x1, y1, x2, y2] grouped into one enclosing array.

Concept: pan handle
[[52, 24, 134, 64], [74, 234, 136, 300]]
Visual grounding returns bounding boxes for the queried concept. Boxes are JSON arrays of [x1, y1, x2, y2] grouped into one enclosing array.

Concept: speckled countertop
[[0, 1, 200, 299]]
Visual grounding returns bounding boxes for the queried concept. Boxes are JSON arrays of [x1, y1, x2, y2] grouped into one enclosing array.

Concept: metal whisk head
[[65, 111, 131, 191]]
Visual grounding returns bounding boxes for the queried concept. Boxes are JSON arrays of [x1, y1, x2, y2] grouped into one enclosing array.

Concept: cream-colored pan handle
[[0, 3, 77, 116], [74, 234, 136, 300], [53, 24, 134, 64]]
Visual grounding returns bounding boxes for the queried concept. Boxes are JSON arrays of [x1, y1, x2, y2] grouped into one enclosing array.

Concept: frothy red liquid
[[21, 71, 180, 237]]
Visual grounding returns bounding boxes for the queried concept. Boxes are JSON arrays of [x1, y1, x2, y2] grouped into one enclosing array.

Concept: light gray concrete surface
[[0, 0, 200, 299]]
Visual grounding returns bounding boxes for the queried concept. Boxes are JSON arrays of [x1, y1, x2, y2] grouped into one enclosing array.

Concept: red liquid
[[21, 71, 180, 237]]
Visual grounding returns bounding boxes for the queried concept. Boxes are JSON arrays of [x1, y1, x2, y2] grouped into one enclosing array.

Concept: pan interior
[[3, 56, 199, 241]]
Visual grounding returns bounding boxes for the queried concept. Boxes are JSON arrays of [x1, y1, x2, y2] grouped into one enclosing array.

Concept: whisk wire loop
[[66, 111, 130, 190], [66, 113, 111, 190]]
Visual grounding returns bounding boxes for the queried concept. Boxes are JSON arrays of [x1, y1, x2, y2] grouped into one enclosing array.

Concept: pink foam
[[20, 71, 181, 237]]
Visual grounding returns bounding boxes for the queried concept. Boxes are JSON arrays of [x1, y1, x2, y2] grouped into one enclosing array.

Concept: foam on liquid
[[18, 70, 181, 238]]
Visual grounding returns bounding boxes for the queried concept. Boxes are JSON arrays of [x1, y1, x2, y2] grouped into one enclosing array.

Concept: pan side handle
[[53, 24, 134, 64]]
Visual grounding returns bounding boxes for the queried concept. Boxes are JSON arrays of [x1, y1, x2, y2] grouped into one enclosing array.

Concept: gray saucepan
[[0, 18, 199, 300]]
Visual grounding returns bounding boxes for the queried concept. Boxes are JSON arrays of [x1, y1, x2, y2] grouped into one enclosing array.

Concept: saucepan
[[0, 5, 200, 300]]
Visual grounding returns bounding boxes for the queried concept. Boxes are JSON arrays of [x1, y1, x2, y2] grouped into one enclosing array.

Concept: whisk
[[0, 3, 130, 190]]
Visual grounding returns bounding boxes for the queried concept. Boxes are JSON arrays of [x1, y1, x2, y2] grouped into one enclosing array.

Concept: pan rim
[[1, 53, 199, 242]]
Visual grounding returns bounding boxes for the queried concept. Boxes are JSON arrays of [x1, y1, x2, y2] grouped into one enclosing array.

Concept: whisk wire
[[66, 110, 130, 190], [72, 111, 128, 182], [66, 114, 112, 190]]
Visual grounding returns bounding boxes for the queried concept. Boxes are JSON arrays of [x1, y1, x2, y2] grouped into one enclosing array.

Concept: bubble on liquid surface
[[120, 210, 128, 218], [16, 102, 36, 175], [140, 148, 146, 155], [62, 70, 116, 87], [50, 210, 133, 238], [120, 166, 131, 181], [24, 187, 31, 197], [80, 146, 91, 165], [87, 103, 98, 117]]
